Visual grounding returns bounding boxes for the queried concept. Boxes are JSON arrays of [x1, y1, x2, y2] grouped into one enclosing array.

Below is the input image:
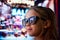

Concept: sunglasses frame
[[22, 16, 41, 27]]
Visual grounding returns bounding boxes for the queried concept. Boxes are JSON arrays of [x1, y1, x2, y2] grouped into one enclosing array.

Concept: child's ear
[[43, 20, 51, 28]]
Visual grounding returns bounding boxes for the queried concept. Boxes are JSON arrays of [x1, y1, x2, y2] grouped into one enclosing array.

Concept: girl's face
[[25, 9, 44, 36]]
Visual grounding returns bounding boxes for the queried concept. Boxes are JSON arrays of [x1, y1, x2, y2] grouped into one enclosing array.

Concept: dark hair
[[29, 6, 59, 40]]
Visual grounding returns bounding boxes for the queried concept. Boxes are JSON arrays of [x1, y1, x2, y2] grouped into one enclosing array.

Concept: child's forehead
[[25, 10, 40, 17]]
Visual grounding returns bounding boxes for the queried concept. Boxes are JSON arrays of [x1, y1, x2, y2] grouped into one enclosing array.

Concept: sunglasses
[[22, 16, 46, 27]]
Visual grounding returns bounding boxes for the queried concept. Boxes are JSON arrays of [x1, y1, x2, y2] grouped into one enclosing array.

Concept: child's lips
[[27, 28, 32, 30]]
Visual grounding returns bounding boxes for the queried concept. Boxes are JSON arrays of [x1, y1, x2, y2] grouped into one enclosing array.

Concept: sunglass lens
[[22, 19, 26, 27], [29, 17, 36, 24], [22, 18, 29, 26]]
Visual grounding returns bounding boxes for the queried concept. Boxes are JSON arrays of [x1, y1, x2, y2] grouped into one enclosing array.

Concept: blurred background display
[[0, 0, 34, 40], [7, 0, 34, 8]]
